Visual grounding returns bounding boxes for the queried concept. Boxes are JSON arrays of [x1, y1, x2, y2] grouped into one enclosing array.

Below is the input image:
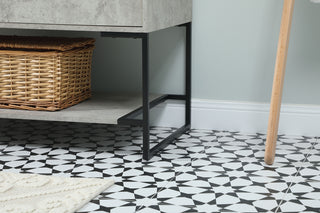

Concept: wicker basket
[[0, 36, 95, 111]]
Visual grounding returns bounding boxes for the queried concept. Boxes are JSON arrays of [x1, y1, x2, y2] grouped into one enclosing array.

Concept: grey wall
[[193, 0, 320, 104], [1, 0, 320, 105]]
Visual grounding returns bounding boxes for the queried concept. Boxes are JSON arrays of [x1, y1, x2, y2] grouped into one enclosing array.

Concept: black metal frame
[[101, 22, 192, 160]]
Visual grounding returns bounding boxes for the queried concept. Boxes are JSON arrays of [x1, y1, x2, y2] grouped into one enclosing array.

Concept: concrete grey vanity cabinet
[[0, 0, 192, 160], [0, 0, 192, 32]]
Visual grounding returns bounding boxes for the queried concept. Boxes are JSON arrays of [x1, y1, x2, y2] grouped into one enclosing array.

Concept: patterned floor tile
[[0, 119, 319, 212]]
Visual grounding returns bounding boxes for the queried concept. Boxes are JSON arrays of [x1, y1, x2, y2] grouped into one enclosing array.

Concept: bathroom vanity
[[0, 0, 191, 33], [0, 0, 193, 160]]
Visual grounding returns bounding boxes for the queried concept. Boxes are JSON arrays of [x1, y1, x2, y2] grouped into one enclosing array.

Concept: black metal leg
[[142, 34, 150, 160], [185, 22, 192, 126], [142, 23, 192, 160], [101, 22, 192, 160]]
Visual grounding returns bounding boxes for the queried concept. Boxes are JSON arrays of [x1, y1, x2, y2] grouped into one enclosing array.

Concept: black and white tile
[[0, 119, 319, 212]]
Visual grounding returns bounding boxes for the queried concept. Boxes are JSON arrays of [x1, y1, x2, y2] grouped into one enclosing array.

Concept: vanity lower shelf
[[0, 93, 160, 125]]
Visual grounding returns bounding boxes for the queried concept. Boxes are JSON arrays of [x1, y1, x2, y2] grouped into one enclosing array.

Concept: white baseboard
[[151, 99, 320, 136]]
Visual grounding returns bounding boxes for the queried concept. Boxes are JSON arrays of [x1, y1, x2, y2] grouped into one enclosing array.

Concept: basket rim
[[0, 35, 95, 52], [0, 45, 95, 56]]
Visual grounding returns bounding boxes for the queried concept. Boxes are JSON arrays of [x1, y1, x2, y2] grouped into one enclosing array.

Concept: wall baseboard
[[151, 99, 320, 136]]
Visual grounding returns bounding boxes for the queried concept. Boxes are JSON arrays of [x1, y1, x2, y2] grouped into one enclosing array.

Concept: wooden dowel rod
[[265, 0, 295, 165]]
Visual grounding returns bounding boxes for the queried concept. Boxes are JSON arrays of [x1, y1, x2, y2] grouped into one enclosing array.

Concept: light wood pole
[[265, 0, 295, 165]]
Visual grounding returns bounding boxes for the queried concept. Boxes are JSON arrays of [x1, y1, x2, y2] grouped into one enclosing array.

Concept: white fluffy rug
[[0, 172, 113, 213]]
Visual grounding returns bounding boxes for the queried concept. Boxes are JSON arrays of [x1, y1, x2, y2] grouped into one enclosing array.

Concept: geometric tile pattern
[[0, 119, 319, 213]]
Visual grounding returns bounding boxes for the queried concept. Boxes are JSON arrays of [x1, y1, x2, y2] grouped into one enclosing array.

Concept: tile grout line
[[274, 136, 319, 213]]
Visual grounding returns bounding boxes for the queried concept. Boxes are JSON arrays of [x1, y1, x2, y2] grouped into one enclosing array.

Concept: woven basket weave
[[0, 36, 95, 111]]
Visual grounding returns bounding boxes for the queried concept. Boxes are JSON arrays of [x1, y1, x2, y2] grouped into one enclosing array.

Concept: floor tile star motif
[[0, 119, 318, 212]]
